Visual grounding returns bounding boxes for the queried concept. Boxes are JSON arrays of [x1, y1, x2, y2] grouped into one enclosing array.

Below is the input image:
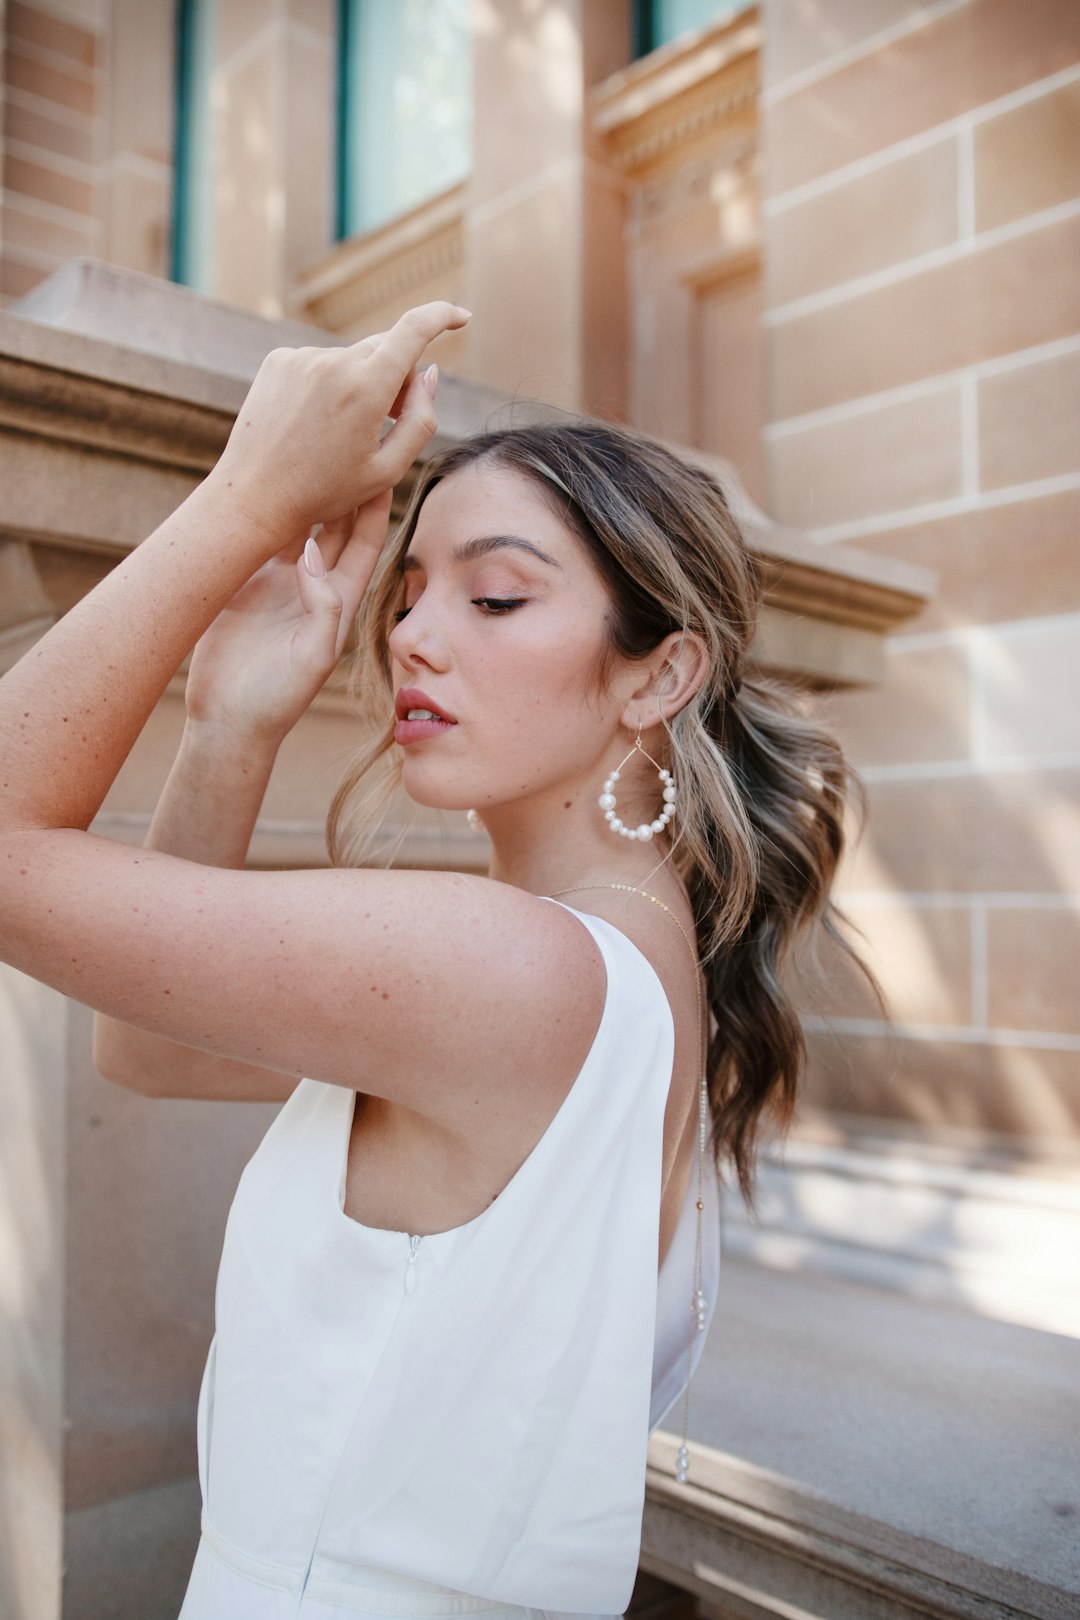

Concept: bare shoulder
[[2, 829, 607, 1127], [374, 874, 611, 1128]]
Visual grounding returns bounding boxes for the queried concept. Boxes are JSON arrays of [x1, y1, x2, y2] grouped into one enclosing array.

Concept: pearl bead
[[611, 771, 620, 781], [637, 824, 653, 841], [610, 818, 623, 832], [599, 792, 616, 810], [603, 779, 614, 794], [651, 819, 665, 834], [660, 770, 671, 782], [603, 809, 615, 821], [663, 785, 677, 803]]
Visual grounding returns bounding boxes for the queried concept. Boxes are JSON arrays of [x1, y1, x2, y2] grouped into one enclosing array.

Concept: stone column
[[0, 967, 67, 1620], [210, 0, 337, 317], [463, 0, 631, 417]]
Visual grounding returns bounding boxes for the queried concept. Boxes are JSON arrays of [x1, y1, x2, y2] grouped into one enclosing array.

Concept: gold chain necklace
[[547, 882, 710, 1486]]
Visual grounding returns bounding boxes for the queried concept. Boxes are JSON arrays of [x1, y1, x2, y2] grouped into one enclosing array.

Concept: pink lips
[[394, 715, 456, 745], [394, 687, 458, 746]]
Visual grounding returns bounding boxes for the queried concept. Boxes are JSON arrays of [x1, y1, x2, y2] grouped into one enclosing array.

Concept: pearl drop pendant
[[599, 739, 676, 842]]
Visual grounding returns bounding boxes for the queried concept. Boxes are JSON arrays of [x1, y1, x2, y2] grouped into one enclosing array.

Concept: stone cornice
[[590, 9, 761, 178], [291, 183, 466, 333], [0, 270, 935, 692]]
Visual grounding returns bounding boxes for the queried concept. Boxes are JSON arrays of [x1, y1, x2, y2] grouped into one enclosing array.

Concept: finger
[[330, 491, 394, 602], [310, 509, 358, 570], [386, 365, 421, 423], [367, 301, 470, 398], [294, 550, 346, 666], [368, 366, 438, 486]]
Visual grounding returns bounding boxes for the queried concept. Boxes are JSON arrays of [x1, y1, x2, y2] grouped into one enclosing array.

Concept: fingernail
[[304, 537, 326, 577], [423, 363, 439, 398], [455, 306, 472, 318]]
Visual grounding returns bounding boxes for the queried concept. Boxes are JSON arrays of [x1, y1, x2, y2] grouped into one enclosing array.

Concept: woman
[[0, 301, 878, 1618]]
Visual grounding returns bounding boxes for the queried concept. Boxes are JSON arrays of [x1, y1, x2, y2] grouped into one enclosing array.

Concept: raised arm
[[0, 303, 605, 1129], [92, 721, 297, 1099], [92, 489, 389, 1102]]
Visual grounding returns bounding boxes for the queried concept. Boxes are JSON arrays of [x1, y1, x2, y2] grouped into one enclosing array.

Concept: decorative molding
[[638, 135, 758, 229], [0, 348, 235, 474], [0, 265, 934, 692], [591, 12, 761, 180], [680, 242, 760, 295], [291, 184, 466, 334]]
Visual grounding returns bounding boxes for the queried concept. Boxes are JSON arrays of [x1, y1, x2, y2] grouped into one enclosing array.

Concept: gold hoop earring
[[599, 725, 676, 842]]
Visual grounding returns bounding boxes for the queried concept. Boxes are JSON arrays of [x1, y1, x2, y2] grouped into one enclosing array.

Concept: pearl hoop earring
[[466, 808, 483, 834], [600, 726, 676, 843]]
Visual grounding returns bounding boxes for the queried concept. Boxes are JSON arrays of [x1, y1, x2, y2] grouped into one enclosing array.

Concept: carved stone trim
[[292, 184, 466, 333], [0, 276, 935, 692], [591, 11, 761, 179], [0, 350, 235, 474]]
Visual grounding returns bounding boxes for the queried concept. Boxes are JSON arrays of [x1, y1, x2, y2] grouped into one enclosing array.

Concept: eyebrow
[[400, 534, 564, 573]]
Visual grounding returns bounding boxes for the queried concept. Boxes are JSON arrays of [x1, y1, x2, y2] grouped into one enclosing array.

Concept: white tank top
[[191, 901, 722, 1616]]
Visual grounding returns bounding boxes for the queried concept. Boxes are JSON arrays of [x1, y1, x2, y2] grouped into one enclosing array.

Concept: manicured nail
[[423, 363, 439, 398], [304, 537, 326, 577], [455, 306, 472, 318]]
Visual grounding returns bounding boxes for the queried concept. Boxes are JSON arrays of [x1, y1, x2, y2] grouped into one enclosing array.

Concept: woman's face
[[387, 460, 624, 816]]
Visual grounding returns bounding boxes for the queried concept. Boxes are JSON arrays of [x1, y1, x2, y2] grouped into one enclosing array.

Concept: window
[[633, 0, 754, 58], [171, 0, 216, 290], [336, 0, 472, 240]]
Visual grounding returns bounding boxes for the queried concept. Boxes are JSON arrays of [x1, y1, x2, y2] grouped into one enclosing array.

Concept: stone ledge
[[1, 260, 935, 694], [644, 1259, 1079, 1618]]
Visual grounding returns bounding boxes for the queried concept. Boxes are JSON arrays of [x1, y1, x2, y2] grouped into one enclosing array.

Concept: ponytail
[[677, 673, 884, 1211]]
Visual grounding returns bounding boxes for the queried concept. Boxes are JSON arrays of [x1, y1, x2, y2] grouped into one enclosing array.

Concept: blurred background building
[[1, 2, 1078, 1617]]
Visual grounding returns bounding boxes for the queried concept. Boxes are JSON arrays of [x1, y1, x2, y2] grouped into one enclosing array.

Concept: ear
[[621, 629, 710, 733]]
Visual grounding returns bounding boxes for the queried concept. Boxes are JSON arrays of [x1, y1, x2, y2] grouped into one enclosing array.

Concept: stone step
[[644, 1258, 1079, 1620], [722, 1132, 1080, 1337]]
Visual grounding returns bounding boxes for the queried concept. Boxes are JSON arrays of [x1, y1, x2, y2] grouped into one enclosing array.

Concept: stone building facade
[[2, 3, 1079, 1618]]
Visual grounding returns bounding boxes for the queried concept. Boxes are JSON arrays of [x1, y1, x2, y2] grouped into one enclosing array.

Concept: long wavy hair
[[326, 420, 888, 1211]]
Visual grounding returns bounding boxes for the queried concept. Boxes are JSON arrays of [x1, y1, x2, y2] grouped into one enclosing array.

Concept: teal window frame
[[171, 0, 215, 289], [632, 0, 753, 59], [334, 0, 351, 243]]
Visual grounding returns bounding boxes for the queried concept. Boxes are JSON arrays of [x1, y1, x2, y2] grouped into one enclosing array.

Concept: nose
[[388, 595, 449, 673]]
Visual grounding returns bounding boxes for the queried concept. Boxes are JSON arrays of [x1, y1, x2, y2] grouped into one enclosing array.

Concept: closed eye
[[392, 598, 526, 622], [473, 597, 526, 615]]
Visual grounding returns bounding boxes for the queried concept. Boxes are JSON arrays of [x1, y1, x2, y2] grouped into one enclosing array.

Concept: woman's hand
[[210, 300, 470, 540], [183, 491, 393, 747]]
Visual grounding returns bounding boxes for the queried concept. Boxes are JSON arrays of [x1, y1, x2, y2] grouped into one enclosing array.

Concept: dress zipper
[[404, 1233, 422, 1294], [294, 1232, 424, 1611]]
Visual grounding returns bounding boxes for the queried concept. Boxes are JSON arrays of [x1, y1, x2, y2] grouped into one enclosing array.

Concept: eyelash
[[392, 597, 526, 623]]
